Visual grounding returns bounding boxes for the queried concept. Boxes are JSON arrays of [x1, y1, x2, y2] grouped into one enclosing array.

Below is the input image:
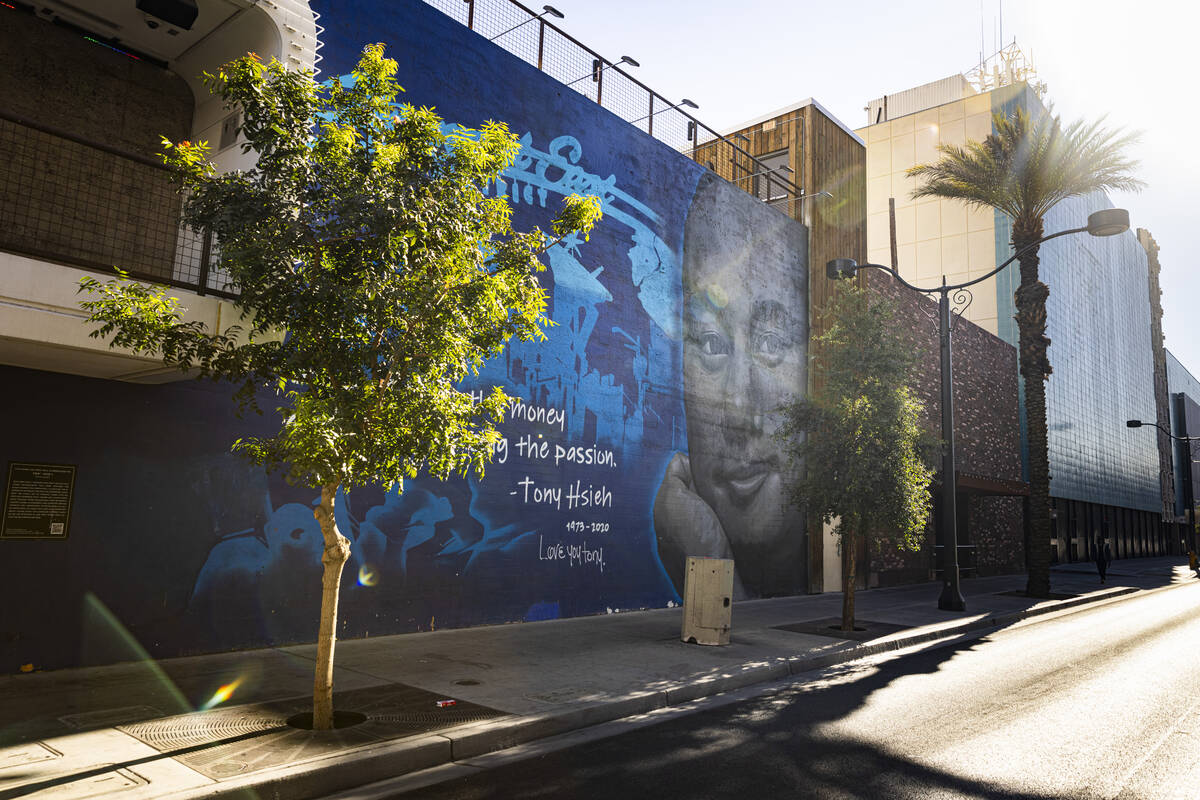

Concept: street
[[368, 582, 1200, 799]]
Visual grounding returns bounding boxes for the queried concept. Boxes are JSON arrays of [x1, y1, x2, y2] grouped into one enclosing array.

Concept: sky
[[527, 0, 1199, 378]]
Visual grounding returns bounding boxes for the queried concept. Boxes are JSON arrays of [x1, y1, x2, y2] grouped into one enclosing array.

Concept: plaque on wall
[[2, 462, 76, 540]]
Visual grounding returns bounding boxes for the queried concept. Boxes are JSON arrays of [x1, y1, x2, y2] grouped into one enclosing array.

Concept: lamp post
[[566, 55, 639, 87], [488, 5, 564, 41], [827, 207, 1130, 611], [1127, 417, 1200, 553], [629, 97, 699, 123]]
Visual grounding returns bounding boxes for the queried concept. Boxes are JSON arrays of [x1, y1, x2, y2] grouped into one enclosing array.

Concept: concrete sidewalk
[[2, 557, 1194, 800]]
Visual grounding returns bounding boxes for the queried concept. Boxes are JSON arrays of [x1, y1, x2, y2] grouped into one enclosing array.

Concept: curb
[[157, 581, 1169, 800]]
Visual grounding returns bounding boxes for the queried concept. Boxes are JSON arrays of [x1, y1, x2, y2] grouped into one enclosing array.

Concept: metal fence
[[423, 0, 800, 204], [0, 110, 232, 298]]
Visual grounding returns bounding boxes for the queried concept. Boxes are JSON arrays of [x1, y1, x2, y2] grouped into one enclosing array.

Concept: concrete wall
[[0, 0, 812, 671]]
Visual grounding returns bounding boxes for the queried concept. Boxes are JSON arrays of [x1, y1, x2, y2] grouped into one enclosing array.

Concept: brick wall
[[0, 11, 193, 157], [0, 10, 194, 281], [866, 272, 1025, 580]]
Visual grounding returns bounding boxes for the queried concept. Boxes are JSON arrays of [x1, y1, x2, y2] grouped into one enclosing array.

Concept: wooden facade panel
[[687, 104, 865, 594]]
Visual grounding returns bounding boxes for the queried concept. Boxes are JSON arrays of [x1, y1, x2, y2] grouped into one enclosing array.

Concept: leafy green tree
[[907, 106, 1141, 597], [79, 45, 600, 729], [778, 285, 935, 631]]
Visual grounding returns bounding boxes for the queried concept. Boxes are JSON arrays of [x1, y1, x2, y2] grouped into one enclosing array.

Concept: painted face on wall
[[678, 173, 809, 594]]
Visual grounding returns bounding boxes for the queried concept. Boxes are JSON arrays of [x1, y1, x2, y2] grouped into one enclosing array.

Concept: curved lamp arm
[[1126, 419, 1200, 443], [827, 208, 1130, 293]]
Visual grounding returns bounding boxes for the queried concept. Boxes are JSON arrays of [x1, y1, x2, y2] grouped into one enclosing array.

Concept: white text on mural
[[470, 391, 616, 573]]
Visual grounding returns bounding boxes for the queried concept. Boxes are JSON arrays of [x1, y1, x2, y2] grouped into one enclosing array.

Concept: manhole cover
[[117, 683, 504, 779], [453, 679, 481, 686]]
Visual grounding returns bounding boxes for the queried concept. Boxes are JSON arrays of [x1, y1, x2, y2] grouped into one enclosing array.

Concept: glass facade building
[[862, 76, 1172, 563], [995, 191, 1160, 513], [1166, 349, 1200, 522]]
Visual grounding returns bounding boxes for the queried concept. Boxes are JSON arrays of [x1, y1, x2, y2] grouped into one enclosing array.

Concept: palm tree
[[907, 106, 1142, 598]]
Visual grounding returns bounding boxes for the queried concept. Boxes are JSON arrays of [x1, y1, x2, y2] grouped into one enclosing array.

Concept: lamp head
[[1087, 208, 1130, 237], [542, 5, 565, 18], [680, 98, 699, 110], [1126, 419, 1143, 428], [826, 258, 858, 280], [619, 55, 640, 67]]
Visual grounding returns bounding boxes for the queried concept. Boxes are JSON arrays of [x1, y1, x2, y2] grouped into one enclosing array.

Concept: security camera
[[144, 17, 160, 29]]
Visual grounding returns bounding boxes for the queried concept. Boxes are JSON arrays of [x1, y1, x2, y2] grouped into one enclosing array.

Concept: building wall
[[0, 11, 194, 283], [1138, 229, 1178, 522], [1166, 351, 1200, 522], [0, 10, 194, 158], [690, 101, 866, 591], [0, 0, 815, 671], [856, 91, 1000, 334], [1033, 191, 1158, 512], [866, 273, 1024, 582], [858, 78, 1162, 540]]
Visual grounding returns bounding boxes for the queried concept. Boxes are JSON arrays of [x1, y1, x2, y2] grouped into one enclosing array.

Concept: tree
[[907, 106, 1141, 598], [79, 44, 600, 729], [777, 284, 935, 631]]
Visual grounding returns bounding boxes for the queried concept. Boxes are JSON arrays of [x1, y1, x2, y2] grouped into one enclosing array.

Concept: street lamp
[[566, 55, 640, 87], [1124, 419, 1200, 441], [1127, 417, 1200, 553], [629, 97, 699, 123], [489, 5, 564, 41], [827, 207, 1129, 612]]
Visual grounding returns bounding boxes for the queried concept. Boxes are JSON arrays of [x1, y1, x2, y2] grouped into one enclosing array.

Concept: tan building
[[855, 49, 1174, 566], [856, 75, 1010, 335]]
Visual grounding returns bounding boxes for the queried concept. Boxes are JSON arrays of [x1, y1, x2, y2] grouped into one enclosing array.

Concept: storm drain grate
[[58, 705, 164, 730], [117, 683, 504, 779]]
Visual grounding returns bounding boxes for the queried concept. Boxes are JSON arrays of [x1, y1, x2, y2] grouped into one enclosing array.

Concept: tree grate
[[116, 683, 504, 779]]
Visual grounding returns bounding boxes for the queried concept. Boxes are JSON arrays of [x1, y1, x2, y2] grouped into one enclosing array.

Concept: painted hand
[[652, 452, 745, 598]]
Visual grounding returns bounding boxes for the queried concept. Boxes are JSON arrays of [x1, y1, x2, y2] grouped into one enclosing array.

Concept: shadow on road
[[403, 632, 1058, 799]]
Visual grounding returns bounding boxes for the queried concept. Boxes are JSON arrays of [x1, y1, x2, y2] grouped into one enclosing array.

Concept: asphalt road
[[366, 581, 1200, 800]]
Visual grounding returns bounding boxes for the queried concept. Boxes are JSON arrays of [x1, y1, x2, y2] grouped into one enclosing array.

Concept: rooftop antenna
[[980, 0, 985, 69]]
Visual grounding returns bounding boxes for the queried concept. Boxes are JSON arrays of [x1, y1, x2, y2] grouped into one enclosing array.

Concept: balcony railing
[[0, 110, 232, 298], [424, 0, 801, 205]]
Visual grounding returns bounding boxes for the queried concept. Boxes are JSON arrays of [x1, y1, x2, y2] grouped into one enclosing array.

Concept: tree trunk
[[841, 527, 857, 631], [1012, 219, 1053, 598], [312, 481, 351, 730]]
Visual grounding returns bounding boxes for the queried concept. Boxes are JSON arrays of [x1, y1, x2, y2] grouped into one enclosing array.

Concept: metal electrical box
[[680, 557, 733, 645]]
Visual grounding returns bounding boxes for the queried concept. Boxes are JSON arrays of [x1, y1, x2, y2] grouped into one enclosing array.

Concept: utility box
[[680, 557, 733, 645]]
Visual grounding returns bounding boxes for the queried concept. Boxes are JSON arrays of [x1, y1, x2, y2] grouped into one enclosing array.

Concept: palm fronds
[[908, 107, 1144, 225]]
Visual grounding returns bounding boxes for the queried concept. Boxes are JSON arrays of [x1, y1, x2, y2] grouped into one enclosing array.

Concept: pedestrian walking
[[1095, 537, 1112, 583]]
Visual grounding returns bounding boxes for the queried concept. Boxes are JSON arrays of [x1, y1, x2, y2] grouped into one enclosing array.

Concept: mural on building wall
[[185, 138, 809, 650], [0, 0, 812, 669], [186, 125, 700, 642], [654, 174, 809, 598]]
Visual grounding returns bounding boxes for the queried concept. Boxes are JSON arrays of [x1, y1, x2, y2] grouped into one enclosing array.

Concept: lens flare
[[705, 284, 729, 310], [358, 564, 379, 587], [201, 676, 244, 711]]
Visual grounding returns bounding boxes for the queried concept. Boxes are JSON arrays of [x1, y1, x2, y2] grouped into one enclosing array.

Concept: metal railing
[[0, 110, 233, 298], [424, 0, 801, 205]]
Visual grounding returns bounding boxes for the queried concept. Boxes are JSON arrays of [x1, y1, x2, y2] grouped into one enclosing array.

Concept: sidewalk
[[1, 557, 1193, 800]]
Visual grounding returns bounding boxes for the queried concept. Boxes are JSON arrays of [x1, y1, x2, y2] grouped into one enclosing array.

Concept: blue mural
[[0, 0, 810, 671]]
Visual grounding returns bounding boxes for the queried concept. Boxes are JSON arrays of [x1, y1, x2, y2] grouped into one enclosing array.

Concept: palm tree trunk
[[312, 481, 351, 730], [841, 527, 857, 631], [1012, 219, 1053, 598]]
